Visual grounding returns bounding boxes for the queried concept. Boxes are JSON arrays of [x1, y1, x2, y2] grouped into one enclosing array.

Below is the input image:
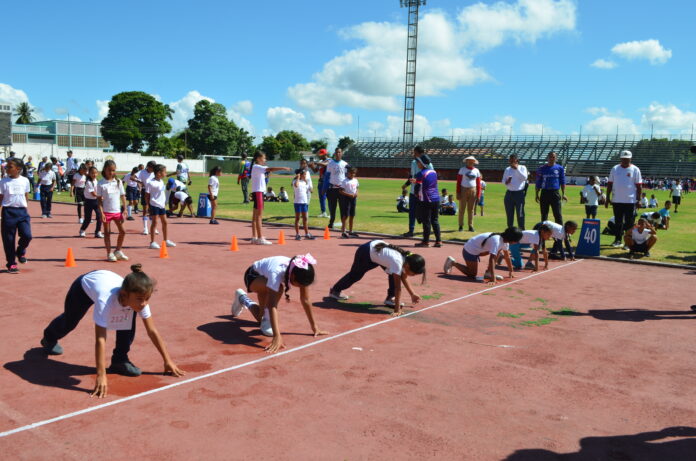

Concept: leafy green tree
[[187, 100, 237, 156], [336, 136, 355, 151], [310, 139, 328, 153], [275, 130, 310, 160], [152, 132, 191, 158], [101, 91, 173, 152], [237, 128, 255, 156], [259, 136, 282, 160], [14, 102, 35, 124]]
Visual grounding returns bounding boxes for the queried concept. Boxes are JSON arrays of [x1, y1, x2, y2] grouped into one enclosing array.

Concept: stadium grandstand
[[344, 135, 696, 180]]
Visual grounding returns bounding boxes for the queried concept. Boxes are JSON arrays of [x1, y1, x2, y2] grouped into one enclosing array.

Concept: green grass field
[[54, 173, 695, 265]]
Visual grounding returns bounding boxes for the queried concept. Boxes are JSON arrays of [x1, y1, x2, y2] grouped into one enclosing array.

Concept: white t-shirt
[[0, 176, 30, 208], [631, 227, 651, 245], [327, 159, 348, 187], [649, 198, 658, 207], [293, 179, 309, 204], [369, 240, 404, 275], [98, 178, 125, 213], [252, 256, 291, 292], [84, 179, 99, 199], [168, 179, 186, 191], [341, 178, 359, 196], [39, 170, 56, 186], [608, 164, 642, 204], [137, 169, 153, 191], [146, 179, 166, 208], [464, 233, 509, 256], [640, 197, 649, 208], [208, 176, 219, 197], [673, 184, 682, 197], [81, 270, 151, 330], [124, 173, 139, 188], [279, 190, 289, 200], [174, 190, 189, 202], [542, 221, 565, 240], [502, 165, 528, 191], [72, 173, 86, 188], [303, 169, 313, 192], [65, 157, 79, 173], [582, 184, 601, 206], [176, 162, 190, 181], [458, 167, 481, 188], [251, 164, 268, 193], [519, 230, 540, 246]]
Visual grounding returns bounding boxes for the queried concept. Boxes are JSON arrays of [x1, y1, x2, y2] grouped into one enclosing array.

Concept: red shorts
[[252, 192, 264, 210], [104, 212, 123, 223]]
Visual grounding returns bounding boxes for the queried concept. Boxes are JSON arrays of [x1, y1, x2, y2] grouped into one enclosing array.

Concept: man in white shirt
[[672, 181, 682, 213], [65, 150, 79, 187], [326, 148, 348, 229], [605, 150, 642, 247], [168, 155, 191, 185], [502, 154, 528, 229]]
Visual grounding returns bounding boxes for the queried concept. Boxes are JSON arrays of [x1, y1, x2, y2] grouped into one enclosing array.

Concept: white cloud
[[583, 115, 639, 135], [63, 115, 82, 122], [168, 90, 214, 131], [266, 106, 316, 136], [591, 59, 617, 69], [611, 39, 672, 65], [585, 107, 610, 116], [0, 83, 30, 107], [96, 100, 109, 121], [226, 108, 255, 136], [289, 1, 575, 112], [641, 103, 696, 134], [233, 100, 253, 116], [311, 109, 353, 126]]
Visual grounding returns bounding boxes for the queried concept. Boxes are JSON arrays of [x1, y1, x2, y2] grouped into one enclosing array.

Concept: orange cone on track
[[323, 227, 331, 240], [230, 236, 239, 251], [64, 248, 77, 267], [159, 243, 169, 259], [278, 230, 286, 245]]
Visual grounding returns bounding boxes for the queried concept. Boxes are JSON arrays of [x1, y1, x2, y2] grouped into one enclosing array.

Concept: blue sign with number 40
[[575, 219, 600, 257]]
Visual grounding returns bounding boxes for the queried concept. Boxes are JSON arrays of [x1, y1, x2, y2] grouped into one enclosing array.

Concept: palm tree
[[14, 102, 35, 124]]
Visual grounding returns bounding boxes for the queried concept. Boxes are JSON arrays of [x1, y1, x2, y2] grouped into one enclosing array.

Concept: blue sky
[[2, 0, 695, 146]]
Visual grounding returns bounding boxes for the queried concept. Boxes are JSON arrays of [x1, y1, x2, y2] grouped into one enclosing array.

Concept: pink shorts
[[104, 212, 124, 223]]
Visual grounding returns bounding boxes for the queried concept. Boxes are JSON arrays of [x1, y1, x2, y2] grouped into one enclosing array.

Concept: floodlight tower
[[400, 0, 426, 149]]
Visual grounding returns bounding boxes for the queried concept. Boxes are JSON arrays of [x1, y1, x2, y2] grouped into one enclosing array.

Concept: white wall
[[6, 143, 205, 172]]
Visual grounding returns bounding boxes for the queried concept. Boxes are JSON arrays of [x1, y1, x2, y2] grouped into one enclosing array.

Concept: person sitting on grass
[[396, 189, 409, 213], [278, 186, 289, 202], [638, 192, 649, 209], [649, 194, 658, 208], [265, 186, 278, 202], [440, 188, 449, 203], [658, 201, 671, 229], [624, 218, 657, 258], [440, 194, 458, 215]]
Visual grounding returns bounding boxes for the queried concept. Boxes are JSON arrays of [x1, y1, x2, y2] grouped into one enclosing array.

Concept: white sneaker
[[149, 241, 160, 249], [79, 230, 86, 237], [231, 288, 254, 317], [165, 240, 176, 247], [96, 232, 104, 238], [611, 241, 622, 248], [107, 252, 117, 262], [155, 229, 160, 235], [328, 290, 349, 301], [384, 298, 405, 307], [251, 238, 259, 245], [258, 238, 272, 245], [142, 229, 149, 235], [443, 256, 455, 274], [483, 272, 504, 281], [41, 215, 47, 218], [114, 250, 129, 261], [260, 308, 273, 337], [78, 218, 83, 224]]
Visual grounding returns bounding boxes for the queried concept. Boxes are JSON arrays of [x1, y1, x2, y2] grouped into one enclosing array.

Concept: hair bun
[[130, 263, 143, 273]]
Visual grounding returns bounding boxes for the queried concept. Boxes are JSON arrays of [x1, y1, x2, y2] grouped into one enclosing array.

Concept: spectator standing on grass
[[298, 158, 314, 203], [535, 151, 567, 224], [456, 156, 481, 232], [339, 167, 360, 239], [605, 150, 642, 248], [502, 154, 528, 229], [237, 153, 251, 204], [412, 155, 441, 248], [65, 150, 78, 188], [403, 145, 432, 237], [326, 148, 348, 230], [25, 156, 36, 193], [580, 176, 602, 219], [168, 155, 192, 186], [671, 180, 682, 213], [309, 149, 329, 218]]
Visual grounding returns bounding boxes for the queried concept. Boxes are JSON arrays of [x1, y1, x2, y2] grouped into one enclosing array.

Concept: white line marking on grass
[[0, 259, 582, 438]]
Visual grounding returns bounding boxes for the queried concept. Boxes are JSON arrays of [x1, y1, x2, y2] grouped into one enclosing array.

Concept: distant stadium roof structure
[[344, 135, 696, 177]]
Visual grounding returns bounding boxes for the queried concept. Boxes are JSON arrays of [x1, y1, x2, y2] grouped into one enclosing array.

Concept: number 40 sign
[[575, 219, 601, 257]]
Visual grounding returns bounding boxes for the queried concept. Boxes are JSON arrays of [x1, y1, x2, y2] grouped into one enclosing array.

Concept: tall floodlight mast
[[400, 0, 426, 149]]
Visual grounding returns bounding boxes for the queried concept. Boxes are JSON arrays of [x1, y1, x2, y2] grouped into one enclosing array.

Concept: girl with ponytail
[[444, 227, 523, 284], [329, 240, 426, 316], [40, 264, 185, 398], [231, 253, 328, 353]]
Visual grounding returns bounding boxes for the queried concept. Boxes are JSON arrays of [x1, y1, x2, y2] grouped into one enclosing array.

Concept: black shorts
[[244, 266, 262, 292], [74, 187, 85, 204], [631, 242, 648, 253], [340, 195, 357, 217], [126, 186, 139, 201], [672, 196, 681, 205], [140, 192, 148, 207]]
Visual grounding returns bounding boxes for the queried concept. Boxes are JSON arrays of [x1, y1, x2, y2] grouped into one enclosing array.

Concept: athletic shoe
[[415, 241, 429, 247], [524, 261, 536, 270], [79, 218, 84, 224], [108, 361, 142, 377], [126, 216, 135, 221], [434, 242, 442, 248], [79, 230, 86, 237], [349, 231, 360, 237], [402, 231, 414, 237], [41, 338, 63, 355], [295, 234, 302, 241], [142, 229, 149, 235], [114, 250, 129, 261], [41, 215, 47, 218], [690, 305, 696, 312], [328, 290, 349, 301], [258, 238, 273, 245], [384, 298, 405, 307], [260, 309, 273, 337], [468, 226, 475, 232], [611, 241, 622, 248], [96, 232, 104, 238], [458, 226, 463, 232], [251, 238, 259, 245], [483, 272, 504, 281], [107, 252, 117, 262], [149, 241, 161, 249], [47, 215, 53, 218], [18, 256, 27, 264], [165, 240, 176, 247], [305, 233, 316, 240], [231, 288, 252, 317], [7, 264, 19, 274], [340, 232, 349, 239], [645, 251, 651, 257], [443, 256, 455, 274], [209, 219, 219, 225], [622, 245, 630, 251]]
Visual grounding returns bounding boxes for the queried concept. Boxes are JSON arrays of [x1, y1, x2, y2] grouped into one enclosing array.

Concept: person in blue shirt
[[658, 200, 671, 229], [236, 153, 252, 203], [535, 151, 567, 224], [411, 154, 441, 247]]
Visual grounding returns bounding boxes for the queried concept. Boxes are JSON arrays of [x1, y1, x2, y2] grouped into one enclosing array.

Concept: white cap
[[620, 150, 632, 159]]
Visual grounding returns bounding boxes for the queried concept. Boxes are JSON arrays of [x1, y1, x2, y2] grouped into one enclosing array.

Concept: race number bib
[[107, 306, 134, 330]]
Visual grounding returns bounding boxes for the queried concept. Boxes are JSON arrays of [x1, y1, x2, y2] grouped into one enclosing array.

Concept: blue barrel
[[33, 189, 41, 201], [196, 193, 212, 217]]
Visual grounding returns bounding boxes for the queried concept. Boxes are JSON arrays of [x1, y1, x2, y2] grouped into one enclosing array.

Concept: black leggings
[[43, 274, 136, 364], [419, 201, 441, 243], [332, 242, 395, 299], [80, 198, 102, 235]]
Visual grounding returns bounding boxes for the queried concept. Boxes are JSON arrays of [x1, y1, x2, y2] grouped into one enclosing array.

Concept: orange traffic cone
[[64, 248, 77, 267], [278, 230, 286, 245], [159, 242, 169, 259], [230, 236, 239, 251], [323, 226, 331, 240]]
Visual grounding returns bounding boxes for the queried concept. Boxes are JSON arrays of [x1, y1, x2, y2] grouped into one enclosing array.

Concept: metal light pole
[[400, 0, 426, 152]]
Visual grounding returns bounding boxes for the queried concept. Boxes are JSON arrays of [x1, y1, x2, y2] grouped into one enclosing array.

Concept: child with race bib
[[329, 240, 426, 316], [79, 166, 103, 238], [231, 253, 327, 353], [145, 164, 176, 250], [250, 151, 291, 245], [0, 157, 32, 273], [444, 228, 522, 284], [40, 264, 185, 398], [97, 160, 128, 262]]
